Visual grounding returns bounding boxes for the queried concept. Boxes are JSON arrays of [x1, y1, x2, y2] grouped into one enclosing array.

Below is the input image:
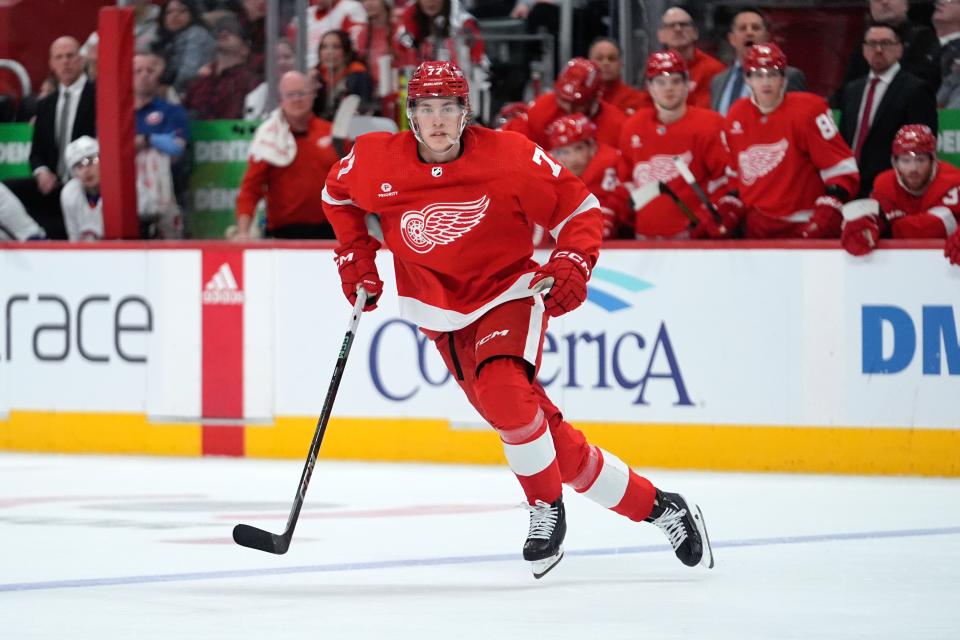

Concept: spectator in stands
[[837, 22, 938, 198], [134, 52, 188, 238], [933, 0, 960, 106], [588, 38, 646, 115], [545, 113, 630, 240], [132, 0, 162, 51], [312, 30, 374, 120], [710, 8, 806, 115], [235, 71, 341, 239], [153, 0, 217, 95], [80, 34, 98, 82], [295, 0, 368, 68], [0, 183, 45, 241], [245, 38, 298, 121], [620, 51, 728, 240], [356, 0, 398, 96], [657, 6, 725, 109], [710, 44, 860, 240], [4, 36, 96, 240], [503, 57, 625, 149], [183, 14, 262, 119], [839, 0, 940, 94], [60, 136, 103, 241], [395, 0, 486, 69], [842, 125, 960, 265], [236, 0, 267, 73]]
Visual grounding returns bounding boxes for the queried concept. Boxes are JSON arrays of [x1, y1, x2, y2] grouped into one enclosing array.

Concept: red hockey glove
[[601, 207, 617, 239], [530, 249, 591, 317], [690, 195, 742, 239], [946, 228, 960, 266], [334, 246, 383, 311], [801, 196, 844, 239], [841, 215, 880, 256]]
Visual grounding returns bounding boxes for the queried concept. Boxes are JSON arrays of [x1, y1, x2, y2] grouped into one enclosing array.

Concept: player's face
[[647, 73, 688, 110], [588, 41, 621, 83], [658, 8, 697, 49], [746, 68, 785, 110], [550, 141, 594, 177], [413, 97, 464, 152], [73, 155, 101, 190], [894, 153, 934, 191]]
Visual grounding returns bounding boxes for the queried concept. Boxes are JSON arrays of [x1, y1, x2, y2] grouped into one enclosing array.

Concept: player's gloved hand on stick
[[801, 195, 844, 239], [841, 215, 880, 256], [530, 249, 590, 317], [690, 195, 742, 239], [946, 228, 960, 266], [334, 242, 383, 311]]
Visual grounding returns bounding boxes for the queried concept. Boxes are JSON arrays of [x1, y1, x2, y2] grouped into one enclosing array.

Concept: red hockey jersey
[[618, 106, 728, 237], [322, 127, 604, 331], [503, 93, 627, 150], [724, 93, 859, 222], [580, 142, 630, 237], [871, 161, 960, 238]]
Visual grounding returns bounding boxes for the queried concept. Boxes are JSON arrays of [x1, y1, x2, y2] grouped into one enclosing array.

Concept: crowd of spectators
[[0, 0, 957, 265]]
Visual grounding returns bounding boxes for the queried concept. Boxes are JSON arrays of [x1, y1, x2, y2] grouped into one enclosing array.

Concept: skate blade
[[691, 503, 715, 569], [530, 546, 564, 579]]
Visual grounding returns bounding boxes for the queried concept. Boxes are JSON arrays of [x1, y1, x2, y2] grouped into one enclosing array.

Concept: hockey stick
[[331, 94, 362, 159], [233, 289, 369, 555], [672, 156, 724, 225], [657, 181, 700, 227], [629, 180, 699, 229]]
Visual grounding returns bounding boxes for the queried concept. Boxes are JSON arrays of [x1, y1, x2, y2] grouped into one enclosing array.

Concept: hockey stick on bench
[[672, 155, 725, 226], [233, 289, 369, 555]]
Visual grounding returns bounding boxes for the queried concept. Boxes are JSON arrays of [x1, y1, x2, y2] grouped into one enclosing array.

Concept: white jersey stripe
[[581, 450, 630, 509], [397, 272, 538, 332], [321, 186, 354, 207], [927, 206, 958, 235], [499, 407, 546, 445], [523, 294, 545, 366], [502, 429, 557, 477], [819, 157, 859, 182], [549, 193, 600, 240]]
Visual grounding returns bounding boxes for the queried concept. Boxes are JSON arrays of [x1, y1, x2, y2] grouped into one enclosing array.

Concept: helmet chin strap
[[408, 107, 469, 155]]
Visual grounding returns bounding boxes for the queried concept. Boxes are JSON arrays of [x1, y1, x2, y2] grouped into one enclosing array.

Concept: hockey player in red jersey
[[842, 124, 960, 265], [503, 57, 627, 149], [618, 51, 728, 239], [545, 113, 630, 239], [713, 43, 860, 239], [322, 61, 714, 578]]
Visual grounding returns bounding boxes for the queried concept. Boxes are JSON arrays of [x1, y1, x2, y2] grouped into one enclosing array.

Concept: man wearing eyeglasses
[[836, 22, 937, 197], [235, 71, 341, 239], [656, 6, 725, 109], [837, 0, 940, 93]]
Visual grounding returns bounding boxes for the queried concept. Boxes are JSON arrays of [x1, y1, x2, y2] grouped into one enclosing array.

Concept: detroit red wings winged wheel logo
[[400, 195, 490, 254], [632, 151, 692, 186], [738, 138, 789, 186]]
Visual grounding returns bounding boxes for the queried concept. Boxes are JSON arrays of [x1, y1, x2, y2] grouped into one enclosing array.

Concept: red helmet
[[407, 60, 470, 113], [555, 58, 601, 108], [744, 43, 787, 74], [892, 124, 936, 157], [495, 101, 530, 128], [645, 50, 688, 79], [546, 113, 597, 149]]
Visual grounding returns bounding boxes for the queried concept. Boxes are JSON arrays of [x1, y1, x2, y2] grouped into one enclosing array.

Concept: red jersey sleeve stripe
[[321, 186, 355, 207], [819, 157, 859, 182]]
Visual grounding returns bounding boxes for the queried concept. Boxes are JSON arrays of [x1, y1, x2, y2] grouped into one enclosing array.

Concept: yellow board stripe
[[1, 412, 958, 476]]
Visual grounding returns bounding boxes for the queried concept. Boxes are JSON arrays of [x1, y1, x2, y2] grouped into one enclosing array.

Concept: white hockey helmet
[[65, 136, 99, 169]]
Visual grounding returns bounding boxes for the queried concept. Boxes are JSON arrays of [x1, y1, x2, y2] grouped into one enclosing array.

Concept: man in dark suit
[[4, 36, 96, 239], [837, 22, 938, 197], [933, 0, 960, 106], [710, 8, 807, 115]]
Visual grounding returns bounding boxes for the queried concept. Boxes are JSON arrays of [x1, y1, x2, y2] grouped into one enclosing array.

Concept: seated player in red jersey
[[707, 43, 860, 239], [842, 124, 960, 266], [502, 57, 626, 149], [545, 113, 630, 240], [618, 51, 728, 240], [322, 60, 713, 579]]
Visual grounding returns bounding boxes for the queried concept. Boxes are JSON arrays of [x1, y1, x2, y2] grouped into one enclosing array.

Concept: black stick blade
[[233, 524, 290, 555]]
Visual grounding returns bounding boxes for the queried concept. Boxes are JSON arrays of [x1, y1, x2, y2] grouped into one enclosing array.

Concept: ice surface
[[0, 453, 958, 639]]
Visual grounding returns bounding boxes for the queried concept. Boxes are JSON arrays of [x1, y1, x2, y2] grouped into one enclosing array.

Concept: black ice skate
[[645, 490, 714, 569], [523, 497, 566, 579]]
